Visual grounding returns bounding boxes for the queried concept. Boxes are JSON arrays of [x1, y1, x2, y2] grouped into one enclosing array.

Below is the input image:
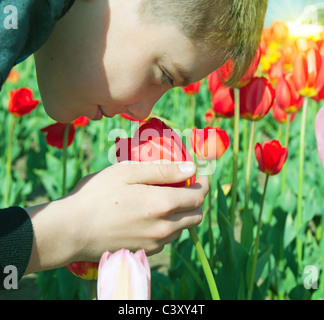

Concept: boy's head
[[34, 0, 268, 123], [139, 0, 268, 87]]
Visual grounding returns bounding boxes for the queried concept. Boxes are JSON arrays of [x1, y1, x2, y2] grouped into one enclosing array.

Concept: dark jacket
[[0, 0, 75, 290]]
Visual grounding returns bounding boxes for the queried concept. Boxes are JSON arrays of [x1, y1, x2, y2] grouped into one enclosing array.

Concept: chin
[[43, 106, 78, 123]]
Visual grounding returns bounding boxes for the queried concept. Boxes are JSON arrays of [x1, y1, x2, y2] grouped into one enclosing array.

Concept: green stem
[[245, 121, 256, 213], [230, 88, 240, 225], [208, 171, 214, 268], [188, 227, 220, 300], [5, 115, 16, 207], [277, 124, 283, 143], [247, 174, 269, 300], [89, 280, 97, 300], [99, 116, 108, 152], [62, 123, 70, 196], [243, 120, 248, 166], [281, 113, 292, 194], [297, 98, 308, 268]]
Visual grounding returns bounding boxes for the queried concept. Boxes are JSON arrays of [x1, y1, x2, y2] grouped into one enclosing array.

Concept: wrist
[[24, 197, 82, 274]]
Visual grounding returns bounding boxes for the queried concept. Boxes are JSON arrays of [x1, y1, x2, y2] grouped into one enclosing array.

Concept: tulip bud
[[254, 140, 288, 176], [240, 77, 275, 121], [97, 249, 151, 300]]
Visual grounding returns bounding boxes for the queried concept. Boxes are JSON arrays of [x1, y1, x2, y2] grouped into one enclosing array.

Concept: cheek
[[105, 68, 153, 105]]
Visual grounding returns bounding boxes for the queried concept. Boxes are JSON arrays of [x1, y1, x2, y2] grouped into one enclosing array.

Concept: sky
[[264, 0, 324, 26]]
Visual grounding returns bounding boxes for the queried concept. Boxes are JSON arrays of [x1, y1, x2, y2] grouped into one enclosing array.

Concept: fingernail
[[178, 162, 196, 173]]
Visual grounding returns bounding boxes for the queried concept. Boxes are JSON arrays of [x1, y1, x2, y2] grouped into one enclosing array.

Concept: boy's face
[[35, 0, 223, 123]]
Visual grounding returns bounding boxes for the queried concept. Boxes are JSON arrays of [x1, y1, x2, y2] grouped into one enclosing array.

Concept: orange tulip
[[269, 21, 289, 43], [272, 101, 297, 124], [240, 77, 275, 121], [8, 88, 39, 117], [276, 73, 304, 113], [254, 140, 288, 176], [293, 48, 324, 98], [190, 127, 230, 161]]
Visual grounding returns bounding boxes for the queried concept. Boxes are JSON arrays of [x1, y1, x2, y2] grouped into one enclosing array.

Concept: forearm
[[24, 197, 82, 275]]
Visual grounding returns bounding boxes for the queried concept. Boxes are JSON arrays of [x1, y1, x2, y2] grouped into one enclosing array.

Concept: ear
[[315, 106, 324, 170]]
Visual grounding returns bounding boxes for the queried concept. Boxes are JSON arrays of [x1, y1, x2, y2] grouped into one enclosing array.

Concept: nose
[[127, 90, 166, 120]]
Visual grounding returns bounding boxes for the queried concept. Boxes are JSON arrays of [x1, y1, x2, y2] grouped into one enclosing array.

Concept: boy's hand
[[71, 161, 208, 260], [25, 162, 209, 273]]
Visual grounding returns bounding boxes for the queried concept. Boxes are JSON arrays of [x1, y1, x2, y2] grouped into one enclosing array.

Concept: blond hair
[[139, 0, 268, 87]]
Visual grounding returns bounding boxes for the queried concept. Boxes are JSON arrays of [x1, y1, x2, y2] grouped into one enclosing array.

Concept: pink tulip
[[315, 106, 324, 170], [97, 249, 151, 300]]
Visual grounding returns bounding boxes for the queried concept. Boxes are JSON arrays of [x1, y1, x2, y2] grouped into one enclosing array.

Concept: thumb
[[117, 161, 196, 185]]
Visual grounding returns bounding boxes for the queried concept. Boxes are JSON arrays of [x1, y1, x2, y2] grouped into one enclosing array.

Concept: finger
[[158, 176, 209, 214], [116, 160, 196, 185], [167, 207, 203, 230]]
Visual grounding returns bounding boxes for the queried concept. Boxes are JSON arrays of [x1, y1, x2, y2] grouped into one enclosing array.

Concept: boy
[[0, 0, 268, 284]]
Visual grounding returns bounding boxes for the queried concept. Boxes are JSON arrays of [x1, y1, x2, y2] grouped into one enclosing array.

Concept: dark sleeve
[[0, 207, 33, 290], [0, 0, 75, 89]]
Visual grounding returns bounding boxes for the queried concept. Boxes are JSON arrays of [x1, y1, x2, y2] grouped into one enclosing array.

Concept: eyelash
[[161, 71, 174, 88]]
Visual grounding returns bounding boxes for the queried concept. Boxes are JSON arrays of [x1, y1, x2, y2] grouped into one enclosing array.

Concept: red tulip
[[293, 48, 324, 98], [115, 117, 195, 188], [190, 127, 230, 161], [207, 70, 222, 94], [65, 261, 99, 280], [41, 122, 76, 149], [254, 140, 288, 175], [276, 73, 304, 113], [272, 101, 297, 124], [240, 77, 275, 121], [211, 86, 235, 118], [217, 45, 261, 88], [182, 81, 201, 95], [73, 116, 90, 128], [8, 88, 39, 117]]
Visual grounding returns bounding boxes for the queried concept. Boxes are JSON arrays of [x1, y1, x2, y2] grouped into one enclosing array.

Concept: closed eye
[[161, 69, 174, 88]]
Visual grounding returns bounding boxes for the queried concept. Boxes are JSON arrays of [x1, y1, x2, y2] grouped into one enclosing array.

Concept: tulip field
[[1, 18, 324, 300]]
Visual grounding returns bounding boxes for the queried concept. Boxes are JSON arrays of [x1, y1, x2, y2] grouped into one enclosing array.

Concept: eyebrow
[[172, 63, 191, 86]]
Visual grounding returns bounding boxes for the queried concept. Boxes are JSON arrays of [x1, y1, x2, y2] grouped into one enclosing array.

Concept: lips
[[91, 106, 103, 121]]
